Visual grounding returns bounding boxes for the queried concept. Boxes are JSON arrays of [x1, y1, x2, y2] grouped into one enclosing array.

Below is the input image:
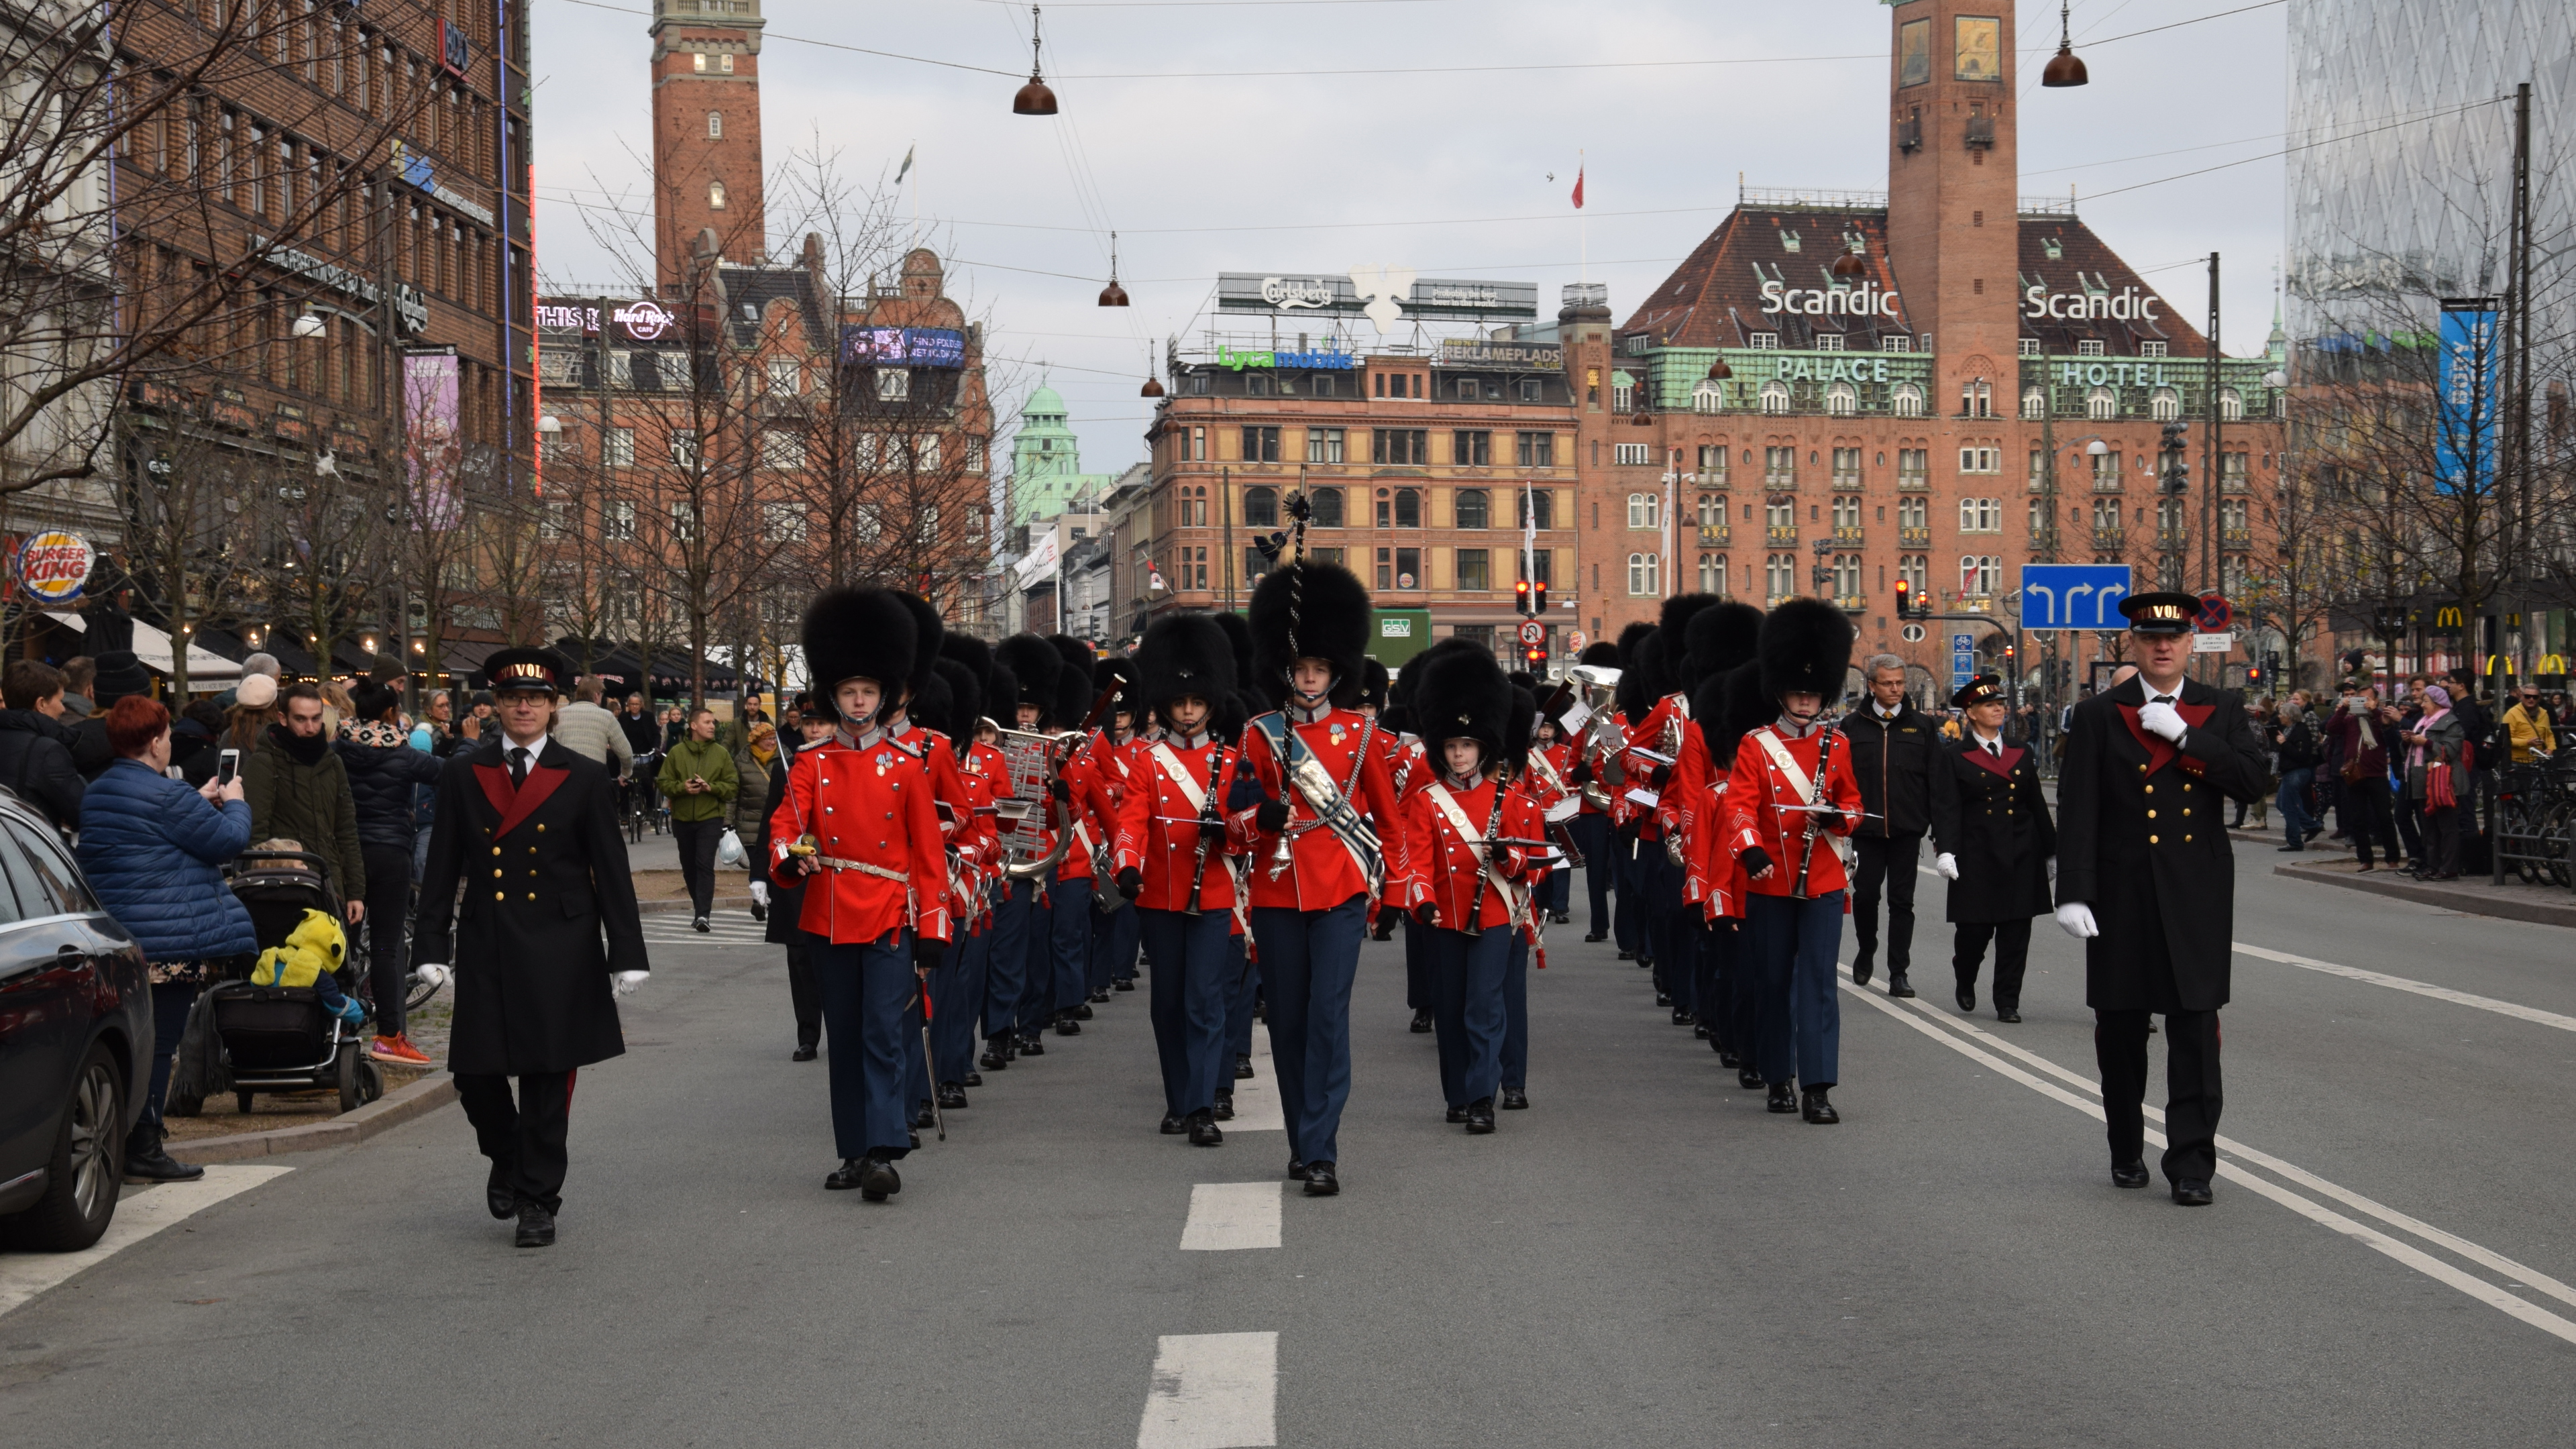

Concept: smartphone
[[217, 748, 241, 786]]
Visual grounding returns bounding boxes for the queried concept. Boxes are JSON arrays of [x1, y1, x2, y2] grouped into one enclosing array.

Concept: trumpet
[[1660, 700, 1688, 866]]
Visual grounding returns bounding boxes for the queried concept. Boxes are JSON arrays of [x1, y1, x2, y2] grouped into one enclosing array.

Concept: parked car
[[0, 789, 152, 1250]]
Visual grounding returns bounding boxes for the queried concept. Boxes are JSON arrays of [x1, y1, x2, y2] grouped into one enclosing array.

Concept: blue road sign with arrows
[[2018, 564, 2133, 631]]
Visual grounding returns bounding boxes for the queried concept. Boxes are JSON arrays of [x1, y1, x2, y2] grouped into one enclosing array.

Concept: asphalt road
[[5, 850, 2574, 1448]]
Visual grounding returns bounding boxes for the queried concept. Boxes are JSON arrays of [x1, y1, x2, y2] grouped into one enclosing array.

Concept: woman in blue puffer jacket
[[78, 696, 258, 1183]]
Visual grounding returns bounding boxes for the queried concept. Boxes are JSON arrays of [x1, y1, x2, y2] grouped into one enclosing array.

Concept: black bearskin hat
[[985, 661, 1019, 729], [1096, 655, 1136, 722], [1506, 684, 1538, 773], [1507, 669, 1538, 694], [932, 658, 983, 752], [1684, 600, 1764, 690], [1578, 641, 1621, 668], [1215, 610, 1258, 694], [908, 665, 953, 746], [1136, 612, 1237, 728], [1049, 635, 1097, 731], [891, 590, 945, 705], [1758, 597, 1857, 704], [1250, 560, 1371, 708], [1695, 659, 1769, 777], [1616, 634, 1660, 720], [994, 633, 1062, 723], [1614, 619, 1658, 671], [1211, 687, 1249, 745], [939, 633, 995, 718], [802, 586, 918, 699], [1360, 657, 1391, 711], [1411, 645, 1512, 761]]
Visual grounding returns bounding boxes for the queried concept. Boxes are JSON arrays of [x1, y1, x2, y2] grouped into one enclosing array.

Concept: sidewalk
[[2268, 851, 2576, 929]]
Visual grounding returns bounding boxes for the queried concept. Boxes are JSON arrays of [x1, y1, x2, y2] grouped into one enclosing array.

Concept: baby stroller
[[202, 849, 386, 1115]]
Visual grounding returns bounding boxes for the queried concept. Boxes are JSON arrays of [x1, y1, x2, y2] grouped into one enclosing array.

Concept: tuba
[[1565, 663, 1627, 812], [1660, 693, 1690, 865], [991, 722, 1087, 880]]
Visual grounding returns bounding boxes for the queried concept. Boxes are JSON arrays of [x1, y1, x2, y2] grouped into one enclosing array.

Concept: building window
[[966, 435, 987, 472], [761, 429, 804, 472], [1455, 547, 1491, 591], [1509, 376, 1538, 402], [1305, 426, 1346, 464], [1615, 442, 1652, 466], [1611, 377, 1633, 413], [1627, 553, 1661, 596], [1309, 487, 1344, 527], [2018, 338, 2041, 358], [2076, 339, 2106, 358], [1190, 426, 1207, 461], [767, 358, 800, 396], [707, 111, 722, 138], [1454, 488, 1489, 529], [1759, 381, 1790, 414], [1372, 429, 1428, 465], [1243, 486, 1279, 527], [1882, 335, 1912, 353], [1393, 547, 1421, 589], [2085, 385, 2116, 421], [1243, 546, 1274, 584], [1831, 447, 1862, 487], [1816, 334, 1845, 354], [1245, 372, 1272, 397], [2141, 341, 2168, 358], [1833, 494, 1862, 530], [603, 427, 635, 468], [2093, 449, 2123, 488], [764, 501, 806, 542], [1182, 485, 1209, 527], [1899, 553, 1927, 593], [1515, 431, 1555, 468], [1766, 498, 1795, 535], [1185, 546, 1209, 592], [1393, 487, 1421, 527], [1699, 553, 1727, 594], [2219, 386, 2243, 421], [1240, 425, 1281, 463], [1834, 553, 1862, 598], [2150, 387, 2180, 422], [1960, 554, 1999, 596], [1961, 378, 1993, 417], [2021, 386, 2047, 419], [877, 369, 910, 402], [1891, 383, 1925, 417], [1959, 498, 2000, 533], [669, 500, 699, 542], [1519, 547, 1554, 586], [1765, 445, 1796, 487], [606, 498, 636, 541], [1691, 380, 1723, 413], [1825, 380, 1857, 415], [1959, 447, 2000, 474], [1696, 445, 1728, 482], [1626, 492, 1660, 529], [1452, 430, 1491, 467], [1766, 553, 1796, 602], [1515, 487, 1553, 531], [1748, 332, 1779, 351], [669, 429, 700, 468], [709, 179, 727, 210]]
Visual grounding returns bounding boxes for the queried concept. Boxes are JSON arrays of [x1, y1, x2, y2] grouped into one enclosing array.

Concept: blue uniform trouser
[[1223, 929, 1256, 1065], [1140, 906, 1234, 1117], [815, 934, 916, 1161], [1612, 831, 1646, 955], [1252, 895, 1368, 1166], [1573, 812, 1612, 935], [1690, 915, 1734, 1055], [1430, 924, 1511, 1108], [1501, 928, 1530, 1092], [1093, 897, 1141, 992], [1050, 875, 1096, 1018], [1746, 892, 1844, 1089], [1542, 862, 1572, 915], [930, 927, 986, 1085], [1401, 910, 1430, 1011], [1017, 876, 1058, 1034], [984, 877, 1038, 1040], [1639, 846, 1684, 1008]]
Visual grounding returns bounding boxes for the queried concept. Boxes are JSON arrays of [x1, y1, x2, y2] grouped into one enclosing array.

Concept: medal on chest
[[873, 750, 893, 777]]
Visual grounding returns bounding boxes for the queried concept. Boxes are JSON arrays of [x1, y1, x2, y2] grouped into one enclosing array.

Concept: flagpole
[[1578, 148, 1587, 282]]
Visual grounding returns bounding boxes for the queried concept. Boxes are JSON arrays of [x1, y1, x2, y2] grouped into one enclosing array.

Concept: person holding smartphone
[[656, 707, 739, 932]]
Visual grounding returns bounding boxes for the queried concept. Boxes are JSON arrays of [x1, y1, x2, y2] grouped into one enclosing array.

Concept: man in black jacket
[[1839, 654, 1935, 996], [0, 659, 89, 831]]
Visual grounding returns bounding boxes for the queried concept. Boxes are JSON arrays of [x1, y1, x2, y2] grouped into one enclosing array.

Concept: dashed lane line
[[1179, 1181, 1285, 1251], [1837, 969, 2576, 1346], [1136, 1331, 1279, 1449], [0, 1165, 292, 1318]]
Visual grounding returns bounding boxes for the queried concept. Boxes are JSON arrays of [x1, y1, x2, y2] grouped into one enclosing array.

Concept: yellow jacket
[[2505, 702, 2557, 765]]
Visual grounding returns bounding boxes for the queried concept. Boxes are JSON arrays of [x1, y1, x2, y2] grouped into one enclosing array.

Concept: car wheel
[[235, 1089, 257, 1116], [1, 1044, 125, 1252]]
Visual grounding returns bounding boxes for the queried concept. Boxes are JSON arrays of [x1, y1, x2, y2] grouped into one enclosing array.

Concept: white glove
[[414, 963, 450, 989], [2139, 700, 2188, 743], [748, 880, 769, 908], [2054, 902, 2099, 939], [1935, 853, 1961, 881], [614, 970, 649, 996]]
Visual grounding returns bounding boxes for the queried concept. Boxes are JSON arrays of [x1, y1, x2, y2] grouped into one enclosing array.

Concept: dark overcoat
[[753, 742, 812, 948], [1928, 734, 2057, 924], [413, 738, 647, 1074], [2053, 675, 2269, 1012]]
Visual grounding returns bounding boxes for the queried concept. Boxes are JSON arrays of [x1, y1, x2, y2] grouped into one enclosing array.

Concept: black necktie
[[510, 746, 529, 786], [1985, 739, 2000, 758], [2153, 694, 2175, 706]]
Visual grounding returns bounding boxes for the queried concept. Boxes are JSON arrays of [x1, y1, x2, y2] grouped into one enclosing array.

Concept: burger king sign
[[16, 531, 95, 603]]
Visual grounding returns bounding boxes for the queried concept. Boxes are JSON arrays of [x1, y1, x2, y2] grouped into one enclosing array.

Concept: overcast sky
[[530, 0, 2293, 480]]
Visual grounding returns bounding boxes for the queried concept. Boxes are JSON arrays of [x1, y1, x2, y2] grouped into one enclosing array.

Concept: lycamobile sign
[[1218, 343, 1358, 370]]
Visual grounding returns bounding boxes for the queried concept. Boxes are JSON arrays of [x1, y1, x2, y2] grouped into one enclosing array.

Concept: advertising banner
[[403, 350, 464, 530], [2436, 299, 2501, 496], [839, 327, 967, 368], [14, 531, 95, 603]]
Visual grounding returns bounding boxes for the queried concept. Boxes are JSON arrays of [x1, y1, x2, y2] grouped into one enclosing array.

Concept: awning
[[48, 612, 244, 691]]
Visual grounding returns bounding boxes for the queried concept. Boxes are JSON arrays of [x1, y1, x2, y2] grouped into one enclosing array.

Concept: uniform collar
[[836, 724, 888, 750], [1170, 727, 1212, 750], [1287, 698, 1334, 725], [1772, 713, 1826, 739]]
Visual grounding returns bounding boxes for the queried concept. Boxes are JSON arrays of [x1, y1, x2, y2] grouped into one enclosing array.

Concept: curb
[[637, 893, 750, 916], [170, 1071, 460, 1166], [2271, 860, 2576, 930]]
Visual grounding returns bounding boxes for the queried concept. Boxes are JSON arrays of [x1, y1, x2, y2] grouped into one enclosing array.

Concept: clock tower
[[1884, 0, 2021, 417], [649, 0, 767, 293]]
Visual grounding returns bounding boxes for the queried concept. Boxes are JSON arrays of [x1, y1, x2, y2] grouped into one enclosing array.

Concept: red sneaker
[[370, 1034, 432, 1067]]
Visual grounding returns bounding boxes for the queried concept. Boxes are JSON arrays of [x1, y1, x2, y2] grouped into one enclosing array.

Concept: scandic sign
[[1760, 280, 1900, 318]]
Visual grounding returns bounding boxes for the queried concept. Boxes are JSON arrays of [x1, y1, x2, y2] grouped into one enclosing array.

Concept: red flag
[[1570, 166, 1585, 210]]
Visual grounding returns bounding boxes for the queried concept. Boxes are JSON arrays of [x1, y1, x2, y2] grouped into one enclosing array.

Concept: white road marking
[[1227, 1024, 1285, 1134], [1837, 971, 2576, 1346], [1180, 1181, 1284, 1252], [1136, 1331, 1279, 1449], [2231, 941, 2576, 1034], [0, 1165, 291, 1318]]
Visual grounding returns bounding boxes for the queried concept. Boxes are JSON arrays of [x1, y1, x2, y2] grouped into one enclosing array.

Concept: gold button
[[528, 893, 537, 900], [2149, 835, 2160, 844], [2144, 785, 2155, 795], [492, 845, 504, 856], [2147, 810, 2156, 819], [2182, 808, 2192, 816], [494, 869, 503, 878], [538, 823, 546, 831], [495, 892, 506, 900], [2184, 834, 2193, 843]]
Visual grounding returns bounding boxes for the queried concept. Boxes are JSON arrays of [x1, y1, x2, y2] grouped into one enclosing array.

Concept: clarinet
[[1461, 765, 1512, 938], [1788, 729, 1839, 900], [1183, 745, 1226, 918]]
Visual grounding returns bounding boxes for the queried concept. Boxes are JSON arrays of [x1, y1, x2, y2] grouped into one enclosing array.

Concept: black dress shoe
[[1800, 1087, 1840, 1124], [486, 1163, 518, 1220], [1615, 949, 1634, 961], [859, 1155, 902, 1202], [1693, 1022, 1711, 1038], [1087, 991, 1111, 1005], [979, 1046, 1010, 1071], [1303, 1161, 1340, 1196], [1636, 957, 1654, 973], [1409, 1010, 1434, 1034], [1718, 1049, 1741, 1068], [911, 1104, 937, 1130], [1499, 1088, 1528, 1110], [692, 916, 710, 933], [2170, 1178, 2213, 1207], [1212, 1093, 1234, 1122], [908, 1129, 920, 1150], [1766, 1082, 1798, 1113], [1114, 978, 1137, 992], [1287, 1159, 1306, 1180], [515, 1201, 556, 1248], [1955, 983, 1976, 1012], [2111, 1160, 2151, 1189], [1234, 1054, 1254, 1079], [826, 1159, 868, 1190], [1995, 1008, 2023, 1024], [1445, 1104, 1467, 1124], [1075, 1003, 1095, 1020], [1583, 932, 1607, 943], [936, 1083, 969, 1110], [1738, 1067, 1766, 1090], [1551, 912, 1571, 924], [1464, 1098, 1496, 1134], [1851, 958, 1874, 987], [792, 1043, 819, 1062], [1161, 1113, 1187, 1135], [121, 1130, 203, 1184], [1053, 1016, 1081, 1036], [1188, 1110, 1224, 1146], [1670, 1008, 1694, 1026], [1886, 974, 1916, 999], [1019, 1034, 1046, 1056], [964, 1071, 983, 1087], [1654, 991, 1671, 1007]]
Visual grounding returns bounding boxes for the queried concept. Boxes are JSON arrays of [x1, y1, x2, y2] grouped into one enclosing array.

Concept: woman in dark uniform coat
[[1928, 674, 2056, 1023]]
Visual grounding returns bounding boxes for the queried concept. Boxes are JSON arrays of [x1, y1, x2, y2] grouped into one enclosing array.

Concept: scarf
[[345, 720, 407, 751], [267, 722, 329, 766], [2409, 707, 2450, 773], [2345, 698, 2377, 753]]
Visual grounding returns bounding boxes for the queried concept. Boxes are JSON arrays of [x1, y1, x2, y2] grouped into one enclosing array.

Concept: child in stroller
[[252, 907, 368, 1030]]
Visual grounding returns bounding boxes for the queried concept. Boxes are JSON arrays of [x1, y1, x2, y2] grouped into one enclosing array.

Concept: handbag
[[2426, 761, 2456, 810]]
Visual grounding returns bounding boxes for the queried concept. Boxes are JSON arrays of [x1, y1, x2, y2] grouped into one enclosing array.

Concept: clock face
[[1954, 16, 2002, 82], [1898, 18, 1931, 87]]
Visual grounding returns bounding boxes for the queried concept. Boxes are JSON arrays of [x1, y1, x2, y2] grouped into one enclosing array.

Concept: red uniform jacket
[[768, 729, 953, 945], [1055, 746, 1110, 882], [1397, 772, 1543, 932], [1114, 735, 1249, 914], [1668, 720, 1746, 919], [1723, 722, 1864, 900], [1235, 704, 1406, 912]]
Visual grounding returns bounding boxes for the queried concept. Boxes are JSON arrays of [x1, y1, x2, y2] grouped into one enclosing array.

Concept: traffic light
[[1524, 645, 1547, 667], [2246, 665, 2262, 687], [1514, 578, 1533, 617], [1893, 579, 1911, 619], [1533, 582, 1550, 615]]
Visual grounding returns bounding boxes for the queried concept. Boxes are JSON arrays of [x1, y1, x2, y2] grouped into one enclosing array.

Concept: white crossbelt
[[1752, 729, 1851, 872], [1424, 782, 1525, 921]]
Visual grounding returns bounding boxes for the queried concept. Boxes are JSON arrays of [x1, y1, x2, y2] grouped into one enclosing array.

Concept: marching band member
[[1613, 596, 1722, 1026], [921, 657, 1000, 1109], [1567, 640, 1623, 945], [1928, 674, 2057, 1025], [1497, 684, 1544, 1111], [1532, 717, 1576, 925], [768, 587, 952, 1202], [1236, 558, 1407, 1197], [1089, 657, 1145, 1000], [1397, 649, 1544, 1134], [986, 635, 1063, 1067], [1112, 612, 1249, 1146], [1042, 635, 1106, 1038], [1664, 602, 1764, 1069], [1723, 600, 1862, 1126]]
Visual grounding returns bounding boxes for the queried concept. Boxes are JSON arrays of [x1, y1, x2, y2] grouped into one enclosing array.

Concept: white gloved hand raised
[[2054, 902, 2099, 939], [2138, 699, 2188, 743], [614, 970, 649, 997], [414, 963, 450, 989], [748, 880, 769, 908], [1935, 852, 1961, 881]]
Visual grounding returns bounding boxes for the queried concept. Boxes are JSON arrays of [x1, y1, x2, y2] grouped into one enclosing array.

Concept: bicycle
[[2496, 749, 2573, 888]]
